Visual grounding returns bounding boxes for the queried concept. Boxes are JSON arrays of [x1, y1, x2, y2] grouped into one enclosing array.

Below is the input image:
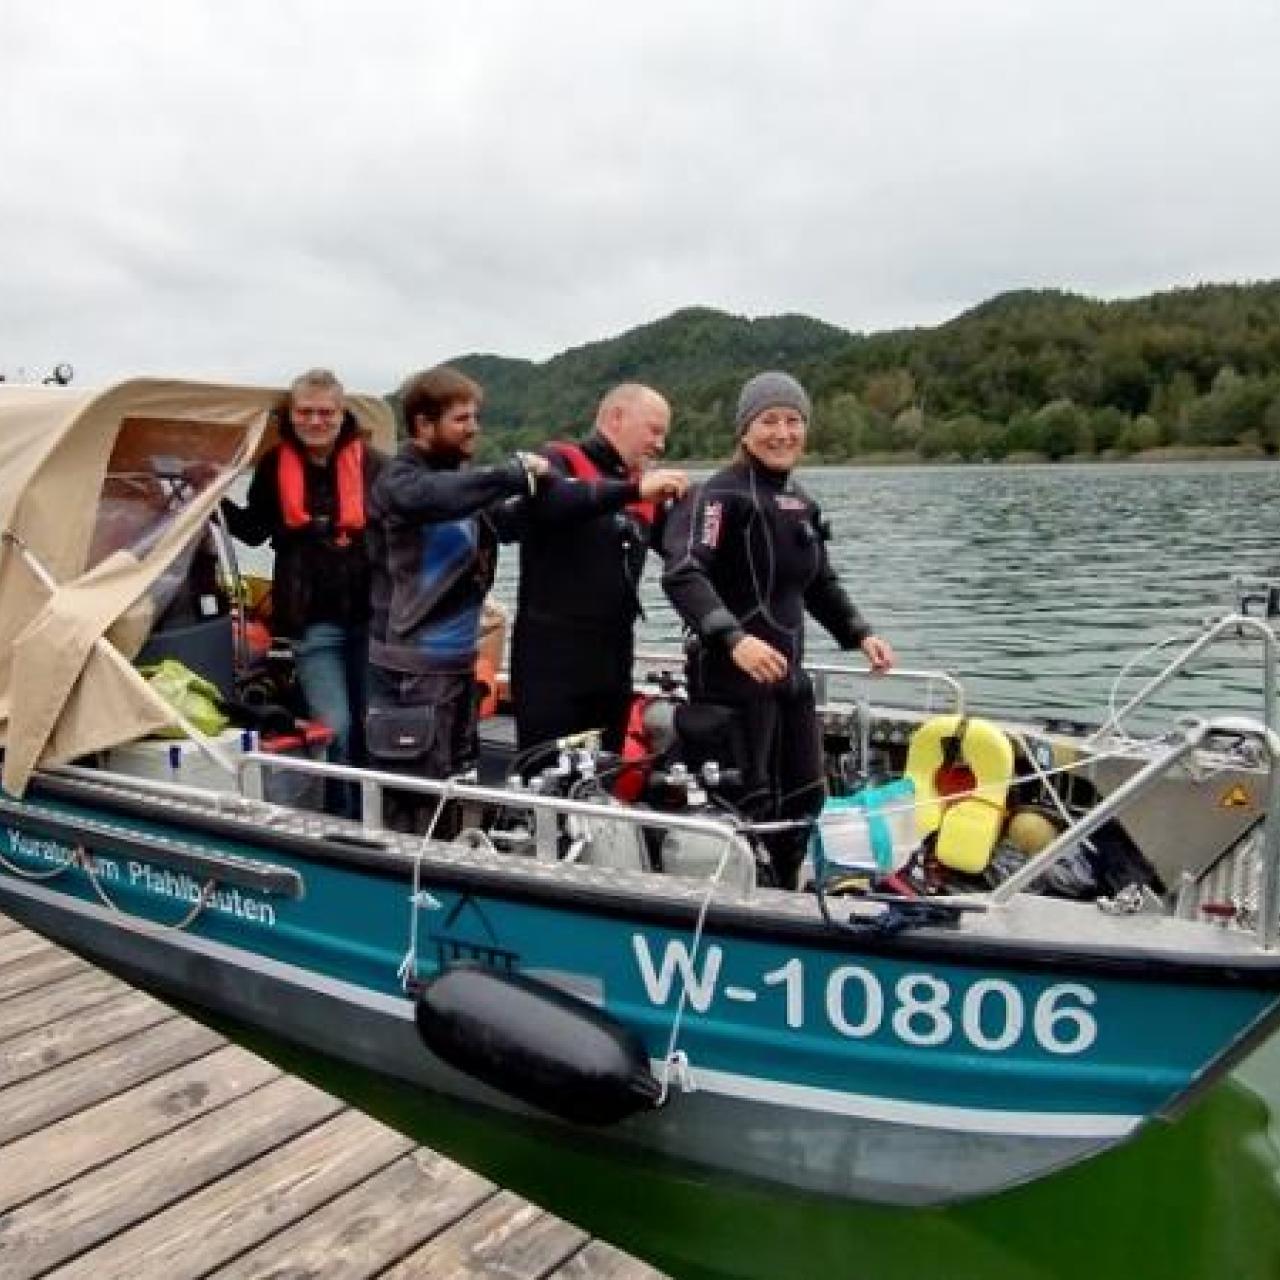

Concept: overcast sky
[[3, 0, 1278, 391]]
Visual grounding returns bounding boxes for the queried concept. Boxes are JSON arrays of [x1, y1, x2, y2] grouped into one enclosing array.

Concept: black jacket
[[222, 412, 382, 639], [367, 445, 530, 674], [367, 442, 638, 674], [515, 434, 657, 636]]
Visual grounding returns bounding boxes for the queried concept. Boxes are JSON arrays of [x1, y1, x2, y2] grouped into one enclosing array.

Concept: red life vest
[[277, 439, 366, 546], [613, 693, 654, 802], [547, 441, 656, 526]]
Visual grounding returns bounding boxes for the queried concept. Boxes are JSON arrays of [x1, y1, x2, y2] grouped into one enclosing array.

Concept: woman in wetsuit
[[661, 371, 896, 887]]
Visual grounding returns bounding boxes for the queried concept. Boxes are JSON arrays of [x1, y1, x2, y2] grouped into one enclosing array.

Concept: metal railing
[[1086, 613, 1277, 746], [236, 752, 759, 895], [634, 648, 967, 714], [991, 715, 1280, 950], [234, 716, 1280, 945]]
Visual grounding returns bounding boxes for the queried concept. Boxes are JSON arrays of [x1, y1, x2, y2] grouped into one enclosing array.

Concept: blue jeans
[[294, 622, 368, 816]]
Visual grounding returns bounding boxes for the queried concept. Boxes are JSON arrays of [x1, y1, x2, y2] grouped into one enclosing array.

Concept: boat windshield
[[89, 415, 244, 568]]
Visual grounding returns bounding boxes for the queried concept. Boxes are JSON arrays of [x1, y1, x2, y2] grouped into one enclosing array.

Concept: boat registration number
[[632, 935, 1098, 1056]]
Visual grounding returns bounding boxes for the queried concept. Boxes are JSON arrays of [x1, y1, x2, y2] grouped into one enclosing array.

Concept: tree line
[[426, 282, 1280, 463]]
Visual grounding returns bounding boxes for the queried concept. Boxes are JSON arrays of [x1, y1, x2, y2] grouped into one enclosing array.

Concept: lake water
[[493, 458, 1280, 731], [246, 460, 1280, 1278]]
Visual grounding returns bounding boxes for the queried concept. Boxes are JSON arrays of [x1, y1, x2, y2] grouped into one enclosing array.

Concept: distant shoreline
[[663, 444, 1275, 469]]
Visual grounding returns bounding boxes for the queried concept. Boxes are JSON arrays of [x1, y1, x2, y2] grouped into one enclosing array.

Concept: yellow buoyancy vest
[[904, 714, 1015, 874]]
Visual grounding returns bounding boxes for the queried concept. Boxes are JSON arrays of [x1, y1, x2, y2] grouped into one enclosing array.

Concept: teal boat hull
[[4, 781, 1280, 1208]]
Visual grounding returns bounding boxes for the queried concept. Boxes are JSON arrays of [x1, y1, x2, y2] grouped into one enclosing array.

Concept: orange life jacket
[[277, 439, 366, 546], [475, 654, 501, 720]]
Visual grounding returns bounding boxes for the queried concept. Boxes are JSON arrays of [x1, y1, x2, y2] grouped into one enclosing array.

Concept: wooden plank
[[0, 1074, 344, 1279], [0, 930, 50, 965], [0, 969, 122, 1040], [0, 988, 173, 1089], [549, 1240, 670, 1280], [0, 946, 85, 1001], [45, 1109, 415, 1279], [210, 1149, 498, 1280], [0, 925, 664, 1280], [0, 1043, 279, 1212], [384, 1190, 589, 1280], [0, 1015, 222, 1144]]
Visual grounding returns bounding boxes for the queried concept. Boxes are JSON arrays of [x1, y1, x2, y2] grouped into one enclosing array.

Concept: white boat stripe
[[2, 877, 1142, 1139], [0, 876, 416, 1020], [681, 1064, 1142, 1138]]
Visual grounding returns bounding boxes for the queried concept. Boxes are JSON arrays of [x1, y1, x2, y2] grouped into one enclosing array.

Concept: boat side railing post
[[1267, 624, 1277, 736], [812, 670, 828, 707], [241, 757, 264, 801], [361, 778, 384, 831], [633, 649, 967, 715], [1256, 727, 1280, 950], [234, 753, 760, 894], [1087, 614, 1278, 745]]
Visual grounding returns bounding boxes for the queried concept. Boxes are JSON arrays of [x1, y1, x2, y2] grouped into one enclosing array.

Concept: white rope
[[71, 844, 214, 933], [1008, 729, 1088, 839], [398, 779, 456, 991], [654, 833, 741, 1105], [4, 835, 213, 931], [0, 846, 72, 881], [1100, 621, 1212, 750]]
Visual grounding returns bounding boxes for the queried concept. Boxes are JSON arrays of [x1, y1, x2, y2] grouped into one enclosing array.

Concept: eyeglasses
[[753, 411, 807, 430]]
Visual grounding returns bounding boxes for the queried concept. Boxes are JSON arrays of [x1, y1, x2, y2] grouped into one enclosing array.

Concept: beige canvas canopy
[[0, 378, 395, 795]]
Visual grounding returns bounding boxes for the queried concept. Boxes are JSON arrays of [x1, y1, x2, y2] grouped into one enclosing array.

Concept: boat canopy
[[0, 378, 395, 795]]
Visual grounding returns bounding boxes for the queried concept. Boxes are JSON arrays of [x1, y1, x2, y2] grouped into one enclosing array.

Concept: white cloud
[[2, 0, 1278, 390]]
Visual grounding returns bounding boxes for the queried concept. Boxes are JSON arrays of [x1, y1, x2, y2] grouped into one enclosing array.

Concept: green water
[[221, 1017, 1280, 1280]]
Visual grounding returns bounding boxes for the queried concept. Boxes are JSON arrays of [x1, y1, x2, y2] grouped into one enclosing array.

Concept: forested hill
[[441, 282, 1280, 462], [449, 307, 849, 456]]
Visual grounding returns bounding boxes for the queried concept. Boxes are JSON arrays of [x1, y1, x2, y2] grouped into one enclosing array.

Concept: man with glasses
[[222, 368, 382, 816]]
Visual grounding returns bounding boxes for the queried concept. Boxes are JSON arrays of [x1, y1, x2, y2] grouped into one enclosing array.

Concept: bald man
[[512, 384, 687, 763]]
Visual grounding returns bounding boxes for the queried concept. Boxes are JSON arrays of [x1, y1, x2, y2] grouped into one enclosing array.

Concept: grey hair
[[288, 367, 344, 402]]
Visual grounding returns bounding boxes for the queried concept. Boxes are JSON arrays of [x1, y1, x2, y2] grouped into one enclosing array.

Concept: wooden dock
[[0, 909, 669, 1279]]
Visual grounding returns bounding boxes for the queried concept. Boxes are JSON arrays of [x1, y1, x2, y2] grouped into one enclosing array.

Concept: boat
[[3, 378, 1280, 1216]]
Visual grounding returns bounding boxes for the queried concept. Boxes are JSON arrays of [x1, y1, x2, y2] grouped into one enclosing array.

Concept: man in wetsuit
[[662, 371, 895, 887], [512, 384, 688, 765]]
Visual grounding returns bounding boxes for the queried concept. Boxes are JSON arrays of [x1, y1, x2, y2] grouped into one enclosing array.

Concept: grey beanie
[[735, 371, 811, 436]]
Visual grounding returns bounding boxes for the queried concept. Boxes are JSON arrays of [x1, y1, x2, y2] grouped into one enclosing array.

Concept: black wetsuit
[[661, 455, 872, 886], [512, 434, 656, 760]]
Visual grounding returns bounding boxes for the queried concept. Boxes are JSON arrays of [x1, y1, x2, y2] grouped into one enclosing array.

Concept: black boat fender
[[414, 964, 663, 1125]]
